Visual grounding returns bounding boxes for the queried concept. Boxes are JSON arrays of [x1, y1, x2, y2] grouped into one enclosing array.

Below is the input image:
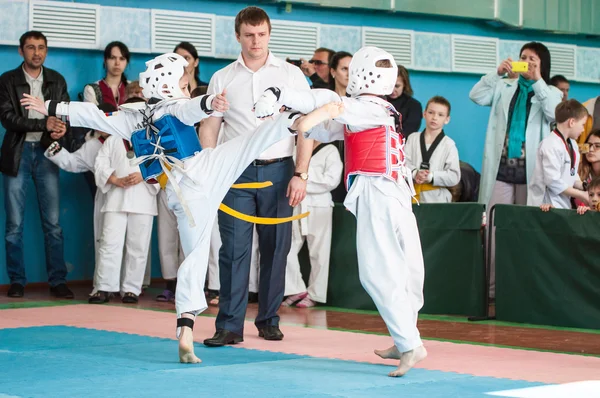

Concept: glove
[[253, 88, 280, 118], [46, 141, 62, 157]]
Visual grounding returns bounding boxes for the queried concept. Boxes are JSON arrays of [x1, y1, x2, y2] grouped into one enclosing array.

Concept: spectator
[[125, 80, 144, 101], [174, 42, 208, 94], [328, 51, 352, 97], [300, 47, 334, 89], [404, 96, 460, 203], [82, 41, 130, 107], [90, 122, 160, 304], [387, 65, 422, 136], [0, 31, 73, 298], [578, 95, 600, 145], [469, 41, 562, 298], [549, 74, 569, 101], [282, 140, 343, 308], [327, 51, 352, 203], [574, 177, 600, 214], [528, 99, 588, 209]]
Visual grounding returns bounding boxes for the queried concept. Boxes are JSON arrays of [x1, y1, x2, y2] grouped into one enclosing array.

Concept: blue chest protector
[[130, 113, 202, 184]]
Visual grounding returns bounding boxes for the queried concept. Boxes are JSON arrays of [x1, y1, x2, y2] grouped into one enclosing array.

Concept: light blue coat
[[469, 72, 563, 206]]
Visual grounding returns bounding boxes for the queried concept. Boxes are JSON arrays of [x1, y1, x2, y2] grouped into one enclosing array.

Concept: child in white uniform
[[254, 46, 427, 377], [92, 134, 160, 303], [404, 96, 460, 203], [22, 52, 302, 364], [283, 140, 342, 307], [529, 99, 589, 209]]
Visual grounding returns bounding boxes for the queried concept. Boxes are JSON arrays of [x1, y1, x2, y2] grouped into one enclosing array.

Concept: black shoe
[[203, 329, 243, 347], [88, 291, 109, 304], [258, 325, 284, 341], [248, 292, 258, 303], [50, 283, 74, 299], [7, 283, 24, 298]]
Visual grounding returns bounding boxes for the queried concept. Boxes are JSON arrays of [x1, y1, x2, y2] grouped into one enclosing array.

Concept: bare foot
[[374, 345, 401, 360], [388, 345, 427, 377], [178, 326, 201, 364]]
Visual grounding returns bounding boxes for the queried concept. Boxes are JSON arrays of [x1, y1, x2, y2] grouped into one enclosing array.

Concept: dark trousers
[[216, 158, 294, 335]]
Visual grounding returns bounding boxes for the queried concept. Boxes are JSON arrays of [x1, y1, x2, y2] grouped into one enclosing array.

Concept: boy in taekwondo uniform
[[21, 52, 306, 364], [253, 46, 427, 377]]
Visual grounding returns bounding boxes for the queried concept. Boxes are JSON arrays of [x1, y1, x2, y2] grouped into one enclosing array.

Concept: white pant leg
[[207, 214, 221, 291], [355, 179, 423, 353], [248, 227, 260, 293], [171, 114, 297, 317], [95, 211, 128, 293], [487, 181, 527, 298], [305, 206, 333, 303], [158, 189, 183, 280], [90, 191, 106, 295], [121, 213, 154, 296], [143, 249, 152, 287], [284, 218, 307, 296]]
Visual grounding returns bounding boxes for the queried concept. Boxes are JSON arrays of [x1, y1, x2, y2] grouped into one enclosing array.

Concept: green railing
[[495, 204, 600, 330], [321, 203, 486, 317]]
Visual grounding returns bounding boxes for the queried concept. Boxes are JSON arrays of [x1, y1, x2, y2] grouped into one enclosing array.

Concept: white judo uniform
[[270, 87, 425, 353], [284, 144, 342, 303], [527, 131, 581, 209], [404, 132, 461, 203], [94, 135, 160, 296], [53, 97, 297, 316], [157, 188, 185, 281]]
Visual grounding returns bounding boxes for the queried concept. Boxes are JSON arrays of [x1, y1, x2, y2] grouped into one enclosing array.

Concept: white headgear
[[139, 53, 188, 100], [346, 46, 398, 97]]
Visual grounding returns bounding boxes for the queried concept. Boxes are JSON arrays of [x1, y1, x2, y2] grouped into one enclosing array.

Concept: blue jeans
[[4, 142, 66, 286]]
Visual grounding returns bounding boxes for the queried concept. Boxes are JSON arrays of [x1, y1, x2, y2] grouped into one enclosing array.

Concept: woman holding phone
[[469, 41, 562, 298]]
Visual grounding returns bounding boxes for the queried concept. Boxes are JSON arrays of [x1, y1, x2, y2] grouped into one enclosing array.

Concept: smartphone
[[511, 61, 529, 73]]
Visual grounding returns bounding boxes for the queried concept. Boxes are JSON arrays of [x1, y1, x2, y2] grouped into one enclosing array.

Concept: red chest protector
[[343, 100, 405, 190]]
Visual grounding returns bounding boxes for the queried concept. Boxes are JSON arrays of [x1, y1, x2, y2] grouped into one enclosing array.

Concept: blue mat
[[0, 326, 545, 397]]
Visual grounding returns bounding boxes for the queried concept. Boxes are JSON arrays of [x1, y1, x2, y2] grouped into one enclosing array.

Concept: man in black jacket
[[0, 31, 73, 298]]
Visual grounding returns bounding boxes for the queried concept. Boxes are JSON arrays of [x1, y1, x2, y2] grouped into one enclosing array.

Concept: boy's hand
[[540, 204, 554, 212], [20, 93, 49, 116], [126, 172, 144, 186], [210, 89, 229, 113], [577, 206, 590, 215], [109, 175, 128, 188], [324, 102, 344, 119], [415, 170, 429, 184]]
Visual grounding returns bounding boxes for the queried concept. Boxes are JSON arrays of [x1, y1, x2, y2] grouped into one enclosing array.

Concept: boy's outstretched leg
[[178, 314, 201, 364], [388, 345, 427, 377]]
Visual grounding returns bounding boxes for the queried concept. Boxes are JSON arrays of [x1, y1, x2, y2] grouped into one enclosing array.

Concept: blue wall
[[0, 0, 598, 285]]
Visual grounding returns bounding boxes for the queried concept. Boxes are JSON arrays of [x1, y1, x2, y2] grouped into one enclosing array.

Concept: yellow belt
[[159, 173, 309, 225], [412, 183, 440, 204]]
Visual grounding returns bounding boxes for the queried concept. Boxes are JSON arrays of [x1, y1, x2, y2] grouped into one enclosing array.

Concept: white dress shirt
[[207, 51, 309, 159]]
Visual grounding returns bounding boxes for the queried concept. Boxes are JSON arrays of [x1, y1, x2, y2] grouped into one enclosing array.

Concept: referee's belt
[[251, 156, 291, 166]]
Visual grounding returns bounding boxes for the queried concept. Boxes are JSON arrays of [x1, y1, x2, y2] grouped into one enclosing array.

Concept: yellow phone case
[[511, 61, 529, 72]]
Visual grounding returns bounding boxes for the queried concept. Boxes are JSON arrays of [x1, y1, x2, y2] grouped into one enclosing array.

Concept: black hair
[[103, 41, 130, 86], [520, 42, 551, 84], [19, 31, 47, 49], [174, 41, 201, 86]]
